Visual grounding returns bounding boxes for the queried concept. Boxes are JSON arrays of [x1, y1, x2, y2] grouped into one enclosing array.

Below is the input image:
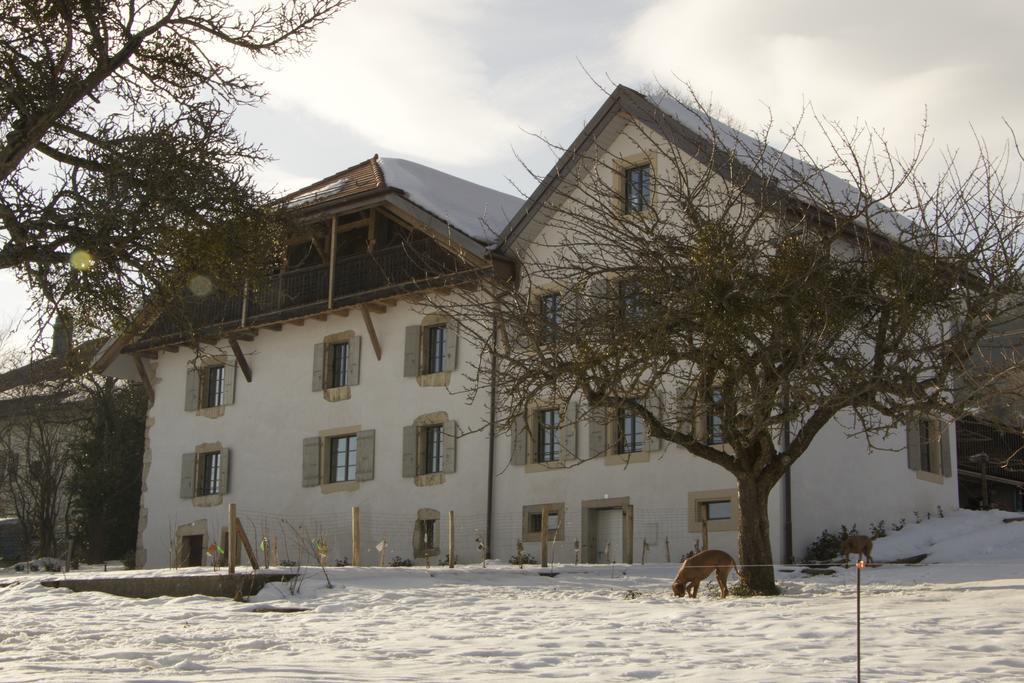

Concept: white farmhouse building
[[97, 87, 958, 569]]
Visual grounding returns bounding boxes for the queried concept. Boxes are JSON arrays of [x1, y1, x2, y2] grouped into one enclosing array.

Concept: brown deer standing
[[671, 549, 736, 598], [840, 535, 874, 567]]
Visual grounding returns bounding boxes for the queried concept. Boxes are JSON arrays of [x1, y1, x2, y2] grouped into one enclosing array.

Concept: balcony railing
[[141, 239, 473, 343]]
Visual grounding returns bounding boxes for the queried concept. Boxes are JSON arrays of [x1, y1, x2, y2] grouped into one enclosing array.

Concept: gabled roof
[[281, 156, 524, 248], [499, 84, 913, 249]]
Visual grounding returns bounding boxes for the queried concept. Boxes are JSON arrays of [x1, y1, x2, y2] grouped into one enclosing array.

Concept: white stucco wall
[[138, 300, 492, 568]]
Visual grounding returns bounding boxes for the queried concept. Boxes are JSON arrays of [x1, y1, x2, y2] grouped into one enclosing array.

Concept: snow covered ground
[[1, 510, 1021, 681]]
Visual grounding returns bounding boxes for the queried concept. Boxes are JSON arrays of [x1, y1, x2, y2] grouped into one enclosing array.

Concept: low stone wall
[[41, 571, 296, 599]]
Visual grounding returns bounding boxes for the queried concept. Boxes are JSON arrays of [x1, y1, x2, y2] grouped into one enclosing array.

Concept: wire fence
[[159, 504, 730, 570]]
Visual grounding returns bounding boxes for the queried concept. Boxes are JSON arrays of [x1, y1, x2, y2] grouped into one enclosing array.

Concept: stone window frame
[[313, 330, 361, 402], [185, 354, 236, 419], [327, 433, 359, 484], [517, 399, 579, 472], [317, 424, 364, 494], [407, 313, 457, 387], [404, 411, 457, 486], [612, 151, 658, 216], [201, 365, 226, 409], [182, 440, 229, 508], [687, 489, 739, 533], [594, 395, 664, 467], [521, 502, 566, 542], [196, 450, 222, 496]]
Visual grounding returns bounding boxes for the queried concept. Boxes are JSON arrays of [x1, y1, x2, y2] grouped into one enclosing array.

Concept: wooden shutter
[[645, 392, 664, 451], [223, 364, 237, 406], [589, 406, 609, 458], [347, 336, 361, 386], [939, 422, 952, 477], [355, 429, 375, 481], [560, 401, 578, 459], [218, 448, 231, 494], [402, 425, 418, 477], [442, 322, 458, 372], [312, 343, 325, 391], [443, 420, 457, 473], [302, 437, 321, 487], [906, 420, 921, 471], [184, 368, 199, 411], [180, 452, 196, 498], [403, 326, 421, 377], [511, 412, 528, 466]]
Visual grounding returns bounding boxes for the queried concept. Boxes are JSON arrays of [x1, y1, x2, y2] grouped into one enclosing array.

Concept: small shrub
[[509, 553, 537, 565], [335, 557, 349, 567], [890, 518, 906, 532], [389, 556, 413, 568], [804, 525, 858, 563], [121, 550, 136, 570], [913, 511, 922, 524], [280, 560, 298, 568], [869, 521, 888, 539], [937, 505, 944, 519], [623, 589, 642, 600]]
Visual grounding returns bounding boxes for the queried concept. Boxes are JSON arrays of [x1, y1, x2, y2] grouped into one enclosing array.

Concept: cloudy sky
[[3, 0, 1022, 345]]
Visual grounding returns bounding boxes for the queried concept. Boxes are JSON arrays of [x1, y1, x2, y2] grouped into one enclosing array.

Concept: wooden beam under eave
[[132, 354, 155, 405], [364, 302, 387, 314], [360, 305, 383, 361], [228, 338, 253, 383]]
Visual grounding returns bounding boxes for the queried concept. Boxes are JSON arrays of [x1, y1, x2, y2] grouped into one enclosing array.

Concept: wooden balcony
[[137, 239, 477, 346]]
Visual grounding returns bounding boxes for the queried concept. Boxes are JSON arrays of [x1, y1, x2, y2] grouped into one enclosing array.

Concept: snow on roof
[[286, 178, 349, 208], [378, 157, 524, 245], [644, 90, 915, 240]]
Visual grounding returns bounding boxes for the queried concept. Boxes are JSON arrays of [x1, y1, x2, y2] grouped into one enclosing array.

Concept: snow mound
[[871, 509, 1024, 564]]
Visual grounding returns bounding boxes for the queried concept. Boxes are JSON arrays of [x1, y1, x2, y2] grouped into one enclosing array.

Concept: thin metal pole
[[857, 559, 863, 683]]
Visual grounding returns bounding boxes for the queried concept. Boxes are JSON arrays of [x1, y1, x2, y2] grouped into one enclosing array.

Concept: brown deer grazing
[[840, 535, 874, 567], [671, 549, 736, 598]]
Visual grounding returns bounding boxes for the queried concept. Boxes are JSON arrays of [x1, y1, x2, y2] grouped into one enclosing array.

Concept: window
[[701, 500, 731, 522], [329, 434, 358, 483], [198, 451, 221, 496], [202, 365, 225, 408], [619, 280, 643, 320], [624, 164, 652, 213], [426, 325, 447, 374], [706, 388, 725, 445], [328, 342, 349, 389], [537, 408, 561, 463], [424, 425, 444, 474], [522, 504, 564, 541], [421, 518, 436, 550], [617, 407, 645, 454], [919, 419, 932, 473], [540, 292, 561, 341]]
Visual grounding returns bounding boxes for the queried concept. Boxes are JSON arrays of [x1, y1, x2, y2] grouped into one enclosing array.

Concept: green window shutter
[[184, 368, 199, 411], [442, 322, 458, 372], [939, 422, 952, 477], [589, 406, 608, 458], [223, 364, 237, 406], [645, 392, 664, 452], [347, 336, 361, 386], [179, 452, 196, 498], [906, 420, 921, 471], [356, 429, 375, 481], [219, 448, 231, 494], [443, 420, 457, 473], [511, 412, 528, 466], [312, 343, 325, 391], [302, 437, 321, 487], [403, 326, 421, 377], [560, 401, 578, 459], [402, 425, 418, 477]]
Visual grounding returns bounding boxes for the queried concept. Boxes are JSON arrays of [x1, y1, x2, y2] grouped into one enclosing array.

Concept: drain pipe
[[782, 391, 794, 565], [485, 312, 498, 559]]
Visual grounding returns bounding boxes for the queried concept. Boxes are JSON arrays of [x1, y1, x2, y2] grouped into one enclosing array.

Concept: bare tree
[[437, 84, 1024, 594], [0, 0, 351, 336]]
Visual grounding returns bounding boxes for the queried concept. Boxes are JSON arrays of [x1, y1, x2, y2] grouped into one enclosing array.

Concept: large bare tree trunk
[[736, 476, 778, 595]]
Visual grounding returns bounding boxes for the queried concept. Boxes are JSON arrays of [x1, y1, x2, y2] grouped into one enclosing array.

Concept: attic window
[[624, 164, 651, 213]]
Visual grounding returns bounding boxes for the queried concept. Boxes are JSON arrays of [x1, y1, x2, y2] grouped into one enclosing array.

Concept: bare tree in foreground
[[438, 85, 1024, 595], [0, 0, 351, 339]]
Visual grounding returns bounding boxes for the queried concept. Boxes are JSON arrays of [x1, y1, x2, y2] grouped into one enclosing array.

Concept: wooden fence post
[[228, 503, 237, 575], [448, 511, 455, 568], [540, 506, 549, 568], [352, 506, 361, 567]]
